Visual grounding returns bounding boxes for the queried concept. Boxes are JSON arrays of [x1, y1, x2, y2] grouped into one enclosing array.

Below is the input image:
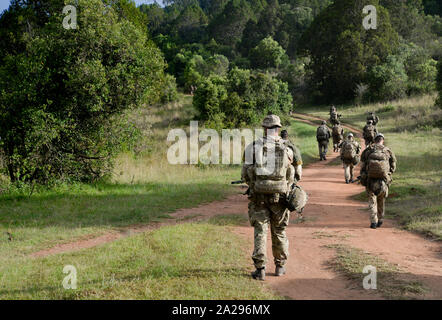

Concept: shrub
[[194, 68, 293, 129]]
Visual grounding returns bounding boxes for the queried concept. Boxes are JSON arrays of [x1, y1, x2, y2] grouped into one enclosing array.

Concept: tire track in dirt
[[30, 194, 246, 258]]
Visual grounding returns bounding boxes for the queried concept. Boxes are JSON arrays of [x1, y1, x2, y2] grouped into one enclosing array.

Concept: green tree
[[300, 0, 399, 102], [0, 0, 166, 183], [249, 36, 287, 69], [194, 67, 293, 128], [366, 55, 409, 101], [208, 0, 254, 46]]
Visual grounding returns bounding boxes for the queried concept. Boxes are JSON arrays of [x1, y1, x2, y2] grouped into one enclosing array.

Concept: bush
[[194, 68, 293, 129], [366, 55, 408, 101]]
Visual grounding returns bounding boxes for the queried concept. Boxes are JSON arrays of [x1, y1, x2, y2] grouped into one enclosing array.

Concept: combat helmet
[[262, 114, 282, 128]]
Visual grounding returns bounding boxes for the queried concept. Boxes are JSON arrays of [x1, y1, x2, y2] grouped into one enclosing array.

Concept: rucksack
[[317, 126, 329, 141], [341, 141, 356, 160], [332, 125, 342, 137], [253, 138, 289, 194], [364, 125, 376, 140], [367, 146, 390, 179]]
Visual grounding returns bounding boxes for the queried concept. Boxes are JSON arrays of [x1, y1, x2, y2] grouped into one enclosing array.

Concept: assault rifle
[[231, 180, 250, 195]]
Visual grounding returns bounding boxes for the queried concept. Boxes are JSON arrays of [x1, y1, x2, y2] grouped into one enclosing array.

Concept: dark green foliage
[[0, 0, 167, 183], [300, 0, 399, 102], [249, 37, 287, 69], [208, 0, 255, 46], [423, 0, 442, 16], [437, 60, 442, 108]]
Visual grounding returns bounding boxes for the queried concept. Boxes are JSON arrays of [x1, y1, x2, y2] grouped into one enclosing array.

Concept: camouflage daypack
[[253, 137, 289, 194], [363, 125, 376, 140], [332, 125, 342, 137], [367, 145, 390, 179], [317, 125, 329, 141], [341, 141, 356, 161]]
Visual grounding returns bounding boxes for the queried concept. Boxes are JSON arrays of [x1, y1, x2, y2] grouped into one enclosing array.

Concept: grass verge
[[0, 223, 280, 299], [326, 244, 428, 300]]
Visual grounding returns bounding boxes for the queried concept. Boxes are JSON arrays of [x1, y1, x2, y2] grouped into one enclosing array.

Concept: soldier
[[363, 120, 377, 146], [332, 121, 344, 152], [280, 130, 303, 184], [329, 106, 342, 125], [242, 115, 302, 281], [360, 133, 397, 229], [367, 112, 379, 126], [340, 133, 361, 184], [316, 120, 331, 161]]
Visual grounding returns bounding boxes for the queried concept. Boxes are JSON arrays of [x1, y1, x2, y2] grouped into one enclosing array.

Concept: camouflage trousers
[[343, 162, 354, 182], [248, 199, 290, 269], [367, 181, 389, 224], [318, 140, 329, 159], [333, 135, 342, 152]]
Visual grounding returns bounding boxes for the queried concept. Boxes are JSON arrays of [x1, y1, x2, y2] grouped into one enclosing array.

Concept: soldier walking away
[[340, 133, 361, 184], [367, 112, 379, 126], [332, 121, 344, 152], [360, 133, 397, 229], [316, 120, 331, 161], [242, 115, 303, 281], [363, 120, 378, 146], [329, 106, 342, 125]]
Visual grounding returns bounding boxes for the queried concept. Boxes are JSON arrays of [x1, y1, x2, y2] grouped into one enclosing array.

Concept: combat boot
[[251, 268, 265, 281], [275, 266, 286, 277], [376, 221, 383, 228], [370, 223, 377, 229]]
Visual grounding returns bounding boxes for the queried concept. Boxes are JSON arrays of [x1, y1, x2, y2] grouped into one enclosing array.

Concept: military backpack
[[253, 138, 289, 194], [367, 145, 390, 179], [363, 125, 376, 140], [317, 126, 329, 141], [341, 141, 356, 161]]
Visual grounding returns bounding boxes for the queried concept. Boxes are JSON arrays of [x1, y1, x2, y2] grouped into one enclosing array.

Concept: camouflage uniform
[[367, 113, 379, 126], [316, 123, 331, 160], [242, 131, 302, 270], [340, 137, 361, 183], [360, 142, 397, 224], [363, 121, 378, 146], [332, 123, 344, 152]]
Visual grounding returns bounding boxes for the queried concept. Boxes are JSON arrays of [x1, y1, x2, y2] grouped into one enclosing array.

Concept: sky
[[0, 0, 165, 15]]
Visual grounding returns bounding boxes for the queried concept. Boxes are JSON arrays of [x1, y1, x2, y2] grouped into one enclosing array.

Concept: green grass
[[0, 223, 280, 299], [327, 244, 428, 299], [299, 95, 442, 239]]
